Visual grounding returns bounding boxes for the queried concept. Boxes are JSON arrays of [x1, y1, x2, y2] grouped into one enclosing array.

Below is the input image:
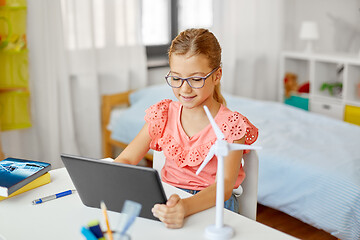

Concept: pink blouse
[[145, 99, 258, 191]]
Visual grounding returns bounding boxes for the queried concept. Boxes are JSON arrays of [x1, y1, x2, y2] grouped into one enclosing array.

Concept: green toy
[[320, 82, 343, 96]]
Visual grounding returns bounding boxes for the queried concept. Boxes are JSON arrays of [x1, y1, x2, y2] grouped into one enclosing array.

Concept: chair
[[152, 150, 259, 221]]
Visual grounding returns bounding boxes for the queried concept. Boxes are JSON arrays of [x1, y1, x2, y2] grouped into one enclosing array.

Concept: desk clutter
[[0, 157, 51, 199], [81, 200, 142, 240]]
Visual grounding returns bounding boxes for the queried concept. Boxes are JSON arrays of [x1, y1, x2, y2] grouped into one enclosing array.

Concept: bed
[[102, 84, 360, 240]]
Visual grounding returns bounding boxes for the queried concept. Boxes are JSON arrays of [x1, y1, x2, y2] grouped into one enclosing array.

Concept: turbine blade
[[229, 143, 262, 151], [204, 105, 225, 140], [196, 146, 216, 175]]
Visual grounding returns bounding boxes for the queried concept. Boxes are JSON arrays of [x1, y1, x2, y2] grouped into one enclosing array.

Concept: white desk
[[0, 168, 296, 240]]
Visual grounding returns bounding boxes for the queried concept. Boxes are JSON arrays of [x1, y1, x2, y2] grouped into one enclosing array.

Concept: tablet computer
[[61, 154, 167, 221]]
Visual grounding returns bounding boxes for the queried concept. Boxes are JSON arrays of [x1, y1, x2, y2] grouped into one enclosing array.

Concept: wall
[[284, 0, 360, 53], [148, 67, 169, 86]]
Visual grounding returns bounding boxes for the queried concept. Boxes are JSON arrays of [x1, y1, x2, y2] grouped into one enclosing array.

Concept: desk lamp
[[196, 106, 261, 240], [299, 21, 319, 53]]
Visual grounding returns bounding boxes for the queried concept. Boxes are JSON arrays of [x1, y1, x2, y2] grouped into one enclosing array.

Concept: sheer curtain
[[212, 0, 284, 101], [2, 0, 79, 168], [1, 0, 146, 168], [61, 0, 146, 160]]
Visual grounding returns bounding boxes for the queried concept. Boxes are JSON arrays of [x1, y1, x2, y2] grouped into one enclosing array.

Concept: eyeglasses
[[165, 66, 220, 89]]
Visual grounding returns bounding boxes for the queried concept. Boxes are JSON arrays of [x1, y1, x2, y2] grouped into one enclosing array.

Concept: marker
[[81, 226, 98, 240], [88, 220, 105, 240], [32, 190, 76, 205]]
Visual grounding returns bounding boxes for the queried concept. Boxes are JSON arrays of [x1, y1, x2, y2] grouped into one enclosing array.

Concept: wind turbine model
[[196, 105, 261, 240]]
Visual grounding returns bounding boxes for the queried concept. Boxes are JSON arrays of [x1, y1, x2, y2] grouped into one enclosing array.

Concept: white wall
[[148, 67, 169, 85], [284, 0, 360, 53]]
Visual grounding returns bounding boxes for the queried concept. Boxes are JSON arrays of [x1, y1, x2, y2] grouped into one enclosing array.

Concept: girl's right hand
[[151, 194, 186, 229]]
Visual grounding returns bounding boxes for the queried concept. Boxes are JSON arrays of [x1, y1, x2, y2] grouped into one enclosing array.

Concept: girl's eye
[[172, 77, 181, 81], [191, 78, 203, 82]]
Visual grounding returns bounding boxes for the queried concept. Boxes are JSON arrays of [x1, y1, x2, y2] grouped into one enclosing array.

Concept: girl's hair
[[168, 28, 226, 106]]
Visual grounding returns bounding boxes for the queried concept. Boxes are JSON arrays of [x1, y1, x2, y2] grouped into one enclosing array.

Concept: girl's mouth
[[181, 95, 196, 101]]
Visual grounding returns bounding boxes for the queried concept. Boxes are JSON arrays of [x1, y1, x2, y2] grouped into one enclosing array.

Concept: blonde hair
[[168, 28, 226, 106]]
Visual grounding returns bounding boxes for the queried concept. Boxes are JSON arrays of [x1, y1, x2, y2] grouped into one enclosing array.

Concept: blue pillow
[[111, 84, 176, 144]]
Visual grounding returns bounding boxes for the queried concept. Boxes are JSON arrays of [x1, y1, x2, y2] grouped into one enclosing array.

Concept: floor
[[256, 204, 337, 240]]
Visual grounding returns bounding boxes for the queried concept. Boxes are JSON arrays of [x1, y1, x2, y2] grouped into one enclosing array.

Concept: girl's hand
[[152, 194, 186, 229]]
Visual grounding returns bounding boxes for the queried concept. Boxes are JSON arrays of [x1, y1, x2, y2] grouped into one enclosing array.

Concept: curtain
[[212, 0, 284, 101], [1, 0, 146, 168], [2, 0, 79, 168], [61, 0, 146, 160]]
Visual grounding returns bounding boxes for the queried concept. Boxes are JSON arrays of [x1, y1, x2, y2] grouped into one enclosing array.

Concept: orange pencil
[[100, 201, 113, 240]]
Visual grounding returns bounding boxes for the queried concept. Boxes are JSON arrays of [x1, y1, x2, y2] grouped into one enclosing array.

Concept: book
[[0, 172, 51, 201], [0, 157, 51, 197]]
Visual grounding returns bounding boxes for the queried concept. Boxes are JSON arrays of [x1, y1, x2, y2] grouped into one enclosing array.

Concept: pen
[[81, 226, 98, 240], [32, 189, 76, 205], [101, 201, 113, 240]]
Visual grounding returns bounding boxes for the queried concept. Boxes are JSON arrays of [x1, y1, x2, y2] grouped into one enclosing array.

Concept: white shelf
[[280, 51, 360, 121]]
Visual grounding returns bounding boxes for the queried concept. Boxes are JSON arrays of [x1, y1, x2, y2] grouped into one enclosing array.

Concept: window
[[60, 0, 213, 58], [142, 0, 213, 59]]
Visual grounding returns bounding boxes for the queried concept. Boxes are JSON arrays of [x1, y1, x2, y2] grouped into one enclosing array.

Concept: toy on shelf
[[320, 82, 343, 97], [284, 72, 310, 98]]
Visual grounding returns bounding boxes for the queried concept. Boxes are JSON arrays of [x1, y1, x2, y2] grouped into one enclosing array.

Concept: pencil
[[100, 201, 113, 240]]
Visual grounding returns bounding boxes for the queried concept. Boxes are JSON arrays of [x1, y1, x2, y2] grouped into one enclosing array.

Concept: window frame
[[145, 0, 178, 62]]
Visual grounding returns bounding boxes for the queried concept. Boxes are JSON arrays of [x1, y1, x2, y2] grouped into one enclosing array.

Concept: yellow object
[[344, 105, 360, 126], [0, 50, 28, 88], [0, 0, 30, 132], [0, 172, 51, 201], [0, 90, 31, 130], [101, 201, 114, 240]]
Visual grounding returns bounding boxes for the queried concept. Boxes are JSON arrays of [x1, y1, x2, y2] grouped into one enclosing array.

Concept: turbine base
[[204, 224, 234, 240]]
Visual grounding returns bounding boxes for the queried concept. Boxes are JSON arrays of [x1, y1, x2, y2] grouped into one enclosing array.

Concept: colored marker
[[81, 226, 98, 240], [88, 220, 105, 240]]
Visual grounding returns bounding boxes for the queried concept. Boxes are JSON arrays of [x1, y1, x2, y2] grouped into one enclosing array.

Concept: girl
[[115, 28, 258, 229]]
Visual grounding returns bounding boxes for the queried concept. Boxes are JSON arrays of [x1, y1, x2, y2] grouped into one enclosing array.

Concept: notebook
[[0, 158, 51, 197], [0, 172, 51, 201], [61, 154, 167, 221]]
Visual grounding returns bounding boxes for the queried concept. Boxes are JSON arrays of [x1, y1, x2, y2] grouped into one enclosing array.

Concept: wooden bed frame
[[101, 90, 153, 166]]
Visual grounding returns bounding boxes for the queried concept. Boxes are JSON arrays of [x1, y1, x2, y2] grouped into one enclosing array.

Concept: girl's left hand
[[151, 194, 186, 228]]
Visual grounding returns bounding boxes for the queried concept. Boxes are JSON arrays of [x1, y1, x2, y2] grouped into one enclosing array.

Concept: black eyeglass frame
[[165, 66, 220, 89]]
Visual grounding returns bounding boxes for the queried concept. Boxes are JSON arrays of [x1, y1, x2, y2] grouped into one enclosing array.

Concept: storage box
[[284, 95, 309, 111], [0, 90, 31, 130], [310, 99, 344, 120], [344, 105, 360, 126], [0, 50, 28, 88]]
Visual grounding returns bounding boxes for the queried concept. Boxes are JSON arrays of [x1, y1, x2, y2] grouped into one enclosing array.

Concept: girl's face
[[169, 53, 221, 109]]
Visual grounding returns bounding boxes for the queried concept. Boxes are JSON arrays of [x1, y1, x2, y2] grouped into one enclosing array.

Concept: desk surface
[[0, 168, 296, 240]]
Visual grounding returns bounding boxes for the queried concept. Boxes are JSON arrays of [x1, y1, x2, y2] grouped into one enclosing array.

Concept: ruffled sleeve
[[144, 99, 172, 151], [221, 111, 258, 154]]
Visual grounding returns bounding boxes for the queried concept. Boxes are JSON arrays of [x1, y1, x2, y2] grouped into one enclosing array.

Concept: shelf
[[0, 5, 26, 10], [283, 51, 360, 64], [283, 58, 310, 84], [0, 87, 27, 92], [0, 0, 27, 9], [311, 95, 343, 104], [280, 51, 360, 119], [345, 64, 360, 103], [0, 49, 28, 54], [345, 100, 360, 108], [282, 51, 312, 60]]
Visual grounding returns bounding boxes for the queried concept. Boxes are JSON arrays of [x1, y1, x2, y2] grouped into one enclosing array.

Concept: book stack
[[0, 157, 51, 201]]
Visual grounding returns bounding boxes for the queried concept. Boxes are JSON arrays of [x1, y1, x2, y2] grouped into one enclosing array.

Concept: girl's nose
[[181, 80, 192, 92]]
